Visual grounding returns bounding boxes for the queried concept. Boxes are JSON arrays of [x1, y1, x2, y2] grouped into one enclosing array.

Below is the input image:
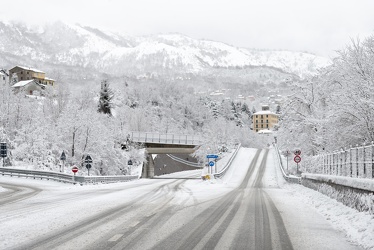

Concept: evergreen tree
[[251, 106, 257, 118], [276, 105, 281, 114], [211, 101, 219, 119], [98, 80, 114, 116]]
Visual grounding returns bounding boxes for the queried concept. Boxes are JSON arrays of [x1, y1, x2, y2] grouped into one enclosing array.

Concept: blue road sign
[[209, 161, 215, 167], [206, 154, 218, 159]]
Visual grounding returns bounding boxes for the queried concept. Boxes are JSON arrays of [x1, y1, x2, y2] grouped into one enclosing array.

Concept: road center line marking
[[108, 234, 123, 242]]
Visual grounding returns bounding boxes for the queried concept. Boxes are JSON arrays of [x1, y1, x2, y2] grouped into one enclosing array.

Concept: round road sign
[[294, 155, 301, 163], [72, 166, 79, 173], [209, 161, 215, 167], [294, 150, 301, 156]]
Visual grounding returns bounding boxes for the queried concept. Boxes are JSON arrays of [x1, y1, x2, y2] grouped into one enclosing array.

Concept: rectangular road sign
[[0, 142, 7, 158], [206, 154, 218, 159]]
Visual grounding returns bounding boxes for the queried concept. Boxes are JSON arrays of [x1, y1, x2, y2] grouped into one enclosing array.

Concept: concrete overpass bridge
[[128, 132, 204, 178]]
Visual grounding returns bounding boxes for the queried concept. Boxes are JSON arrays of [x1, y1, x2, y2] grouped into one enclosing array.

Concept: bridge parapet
[[129, 132, 203, 146]]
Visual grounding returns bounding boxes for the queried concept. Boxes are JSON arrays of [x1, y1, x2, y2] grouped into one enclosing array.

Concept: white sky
[[1, 0, 373, 57]]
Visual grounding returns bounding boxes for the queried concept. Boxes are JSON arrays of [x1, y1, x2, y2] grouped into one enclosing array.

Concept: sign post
[[127, 159, 133, 175], [209, 161, 215, 174], [72, 166, 78, 182], [294, 155, 301, 174], [0, 142, 7, 167], [285, 149, 290, 173], [84, 155, 93, 176], [60, 151, 66, 172], [206, 154, 218, 174]]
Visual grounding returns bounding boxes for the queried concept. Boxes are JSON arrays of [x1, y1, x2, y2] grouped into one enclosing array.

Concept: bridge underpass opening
[[125, 132, 203, 178], [152, 154, 200, 177], [142, 144, 201, 178]]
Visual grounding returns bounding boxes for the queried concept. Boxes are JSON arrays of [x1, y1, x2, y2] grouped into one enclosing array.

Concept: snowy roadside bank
[[269, 148, 374, 250]]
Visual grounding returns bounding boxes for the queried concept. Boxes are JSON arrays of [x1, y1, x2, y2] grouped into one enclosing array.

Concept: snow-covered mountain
[[0, 21, 331, 78]]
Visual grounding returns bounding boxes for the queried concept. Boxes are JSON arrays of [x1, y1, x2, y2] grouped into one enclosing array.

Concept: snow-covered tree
[[279, 35, 374, 155], [98, 80, 114, 116]]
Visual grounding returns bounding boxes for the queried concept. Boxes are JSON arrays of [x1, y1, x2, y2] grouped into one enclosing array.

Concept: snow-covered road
[[0, 147, 371, 249]]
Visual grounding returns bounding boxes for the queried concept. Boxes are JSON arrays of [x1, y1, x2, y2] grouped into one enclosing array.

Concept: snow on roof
[[11, 80, 36, 88], [210, 92, 224, 96], [14, 66, 45, 74], [254, 110, 277, 115], [257, 129, 273, 134], [44, 77, 55, 81], [0, 69, 9, 76]]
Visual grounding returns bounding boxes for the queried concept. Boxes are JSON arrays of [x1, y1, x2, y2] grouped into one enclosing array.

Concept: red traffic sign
[[294, 155, 301, 163], [72, 166, 79, 173], [294, 149, 301, 156]]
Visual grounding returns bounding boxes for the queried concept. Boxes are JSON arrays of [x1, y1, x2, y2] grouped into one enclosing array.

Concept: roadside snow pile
[[285, 181, 374, 249], [302, 175, 374, 215], [318, 183, 374, 215], [272, 149, 374, 249]]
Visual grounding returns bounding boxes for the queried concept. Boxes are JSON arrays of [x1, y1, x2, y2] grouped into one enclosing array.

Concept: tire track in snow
[[14, 179, 183, 250], [0, 182, 41, 206]]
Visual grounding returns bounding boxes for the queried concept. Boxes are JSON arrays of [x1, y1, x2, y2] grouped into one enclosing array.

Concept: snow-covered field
[[0, 147, 372, 249]]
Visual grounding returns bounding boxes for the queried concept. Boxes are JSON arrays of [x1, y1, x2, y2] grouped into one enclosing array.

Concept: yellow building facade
[[253, 109, 278, 132]]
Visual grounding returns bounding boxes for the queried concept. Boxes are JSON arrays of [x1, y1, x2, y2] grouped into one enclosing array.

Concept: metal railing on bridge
[[129, 132, 203, 145]]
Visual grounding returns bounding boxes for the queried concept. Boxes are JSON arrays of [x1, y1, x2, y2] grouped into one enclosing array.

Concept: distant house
[[8, 66, 55, 87], [247, 95, 255, 101], [11, 79, 45, 95], [0, 69, 8, 84], [252, 105, 279, 133]]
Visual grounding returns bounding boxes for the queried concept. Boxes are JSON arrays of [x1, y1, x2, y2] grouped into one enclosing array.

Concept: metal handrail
[[129, 131, 203, 145], [166, 154, 201, 168], [214, 143, 241, 179]]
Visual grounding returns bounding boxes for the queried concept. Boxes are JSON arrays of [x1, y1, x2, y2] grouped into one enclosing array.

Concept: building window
[[261, 124, 263, 128], [261, 115, 263, 118], [256, 120, 258, 123], [256, 125, 258, 128], [21, 77, 23, 80], [266, 124, 269, 128], [261, 120, 263, 123], [266, 115, 268, 118], [266, 120, 268, 123], [27, 72, 29, 74], [21, 71, 23, 74]]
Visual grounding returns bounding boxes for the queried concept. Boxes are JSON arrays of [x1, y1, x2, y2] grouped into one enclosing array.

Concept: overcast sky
[[1, 0, 373, 58]]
